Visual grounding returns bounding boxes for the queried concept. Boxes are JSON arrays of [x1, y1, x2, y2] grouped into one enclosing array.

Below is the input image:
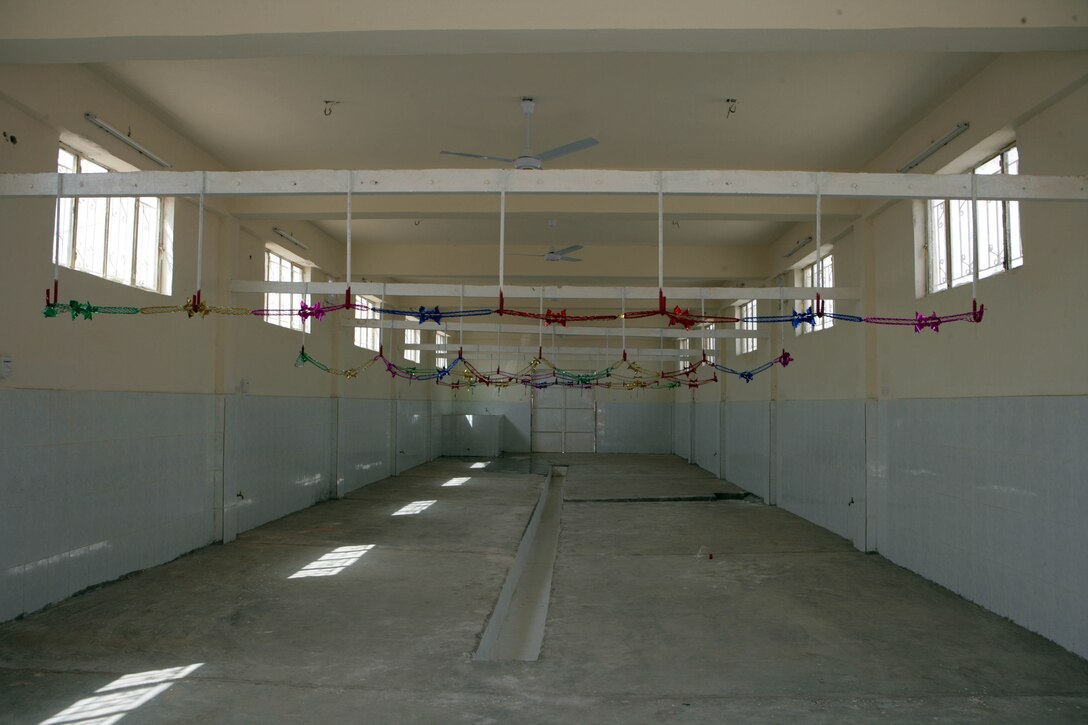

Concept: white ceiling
[[97, 52, 993, 174]]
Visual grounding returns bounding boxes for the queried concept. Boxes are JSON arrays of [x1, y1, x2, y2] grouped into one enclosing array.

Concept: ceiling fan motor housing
[[515, 156, 543, 170]]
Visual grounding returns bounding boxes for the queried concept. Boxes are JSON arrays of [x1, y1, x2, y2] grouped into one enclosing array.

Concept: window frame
[[926, 144, 1022, 294], [353, 294, 383, 351], [434, 330, 450, 369], [701, 324, 717, 364], [798, 255, 834, 334], [403, 327, 421, 364], [263, 249, 310, 333], [55, 146, 169, 293], [736, 299, 758, 356]]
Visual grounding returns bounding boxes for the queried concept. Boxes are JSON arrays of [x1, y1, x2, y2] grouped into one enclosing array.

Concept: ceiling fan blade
[[551, 244, 583, 256], [556, 256, 582, 262], [440, 150, 516, 163], [536, 137, 599, 162]]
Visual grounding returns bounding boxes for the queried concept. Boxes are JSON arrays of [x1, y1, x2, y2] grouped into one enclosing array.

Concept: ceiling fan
[[441, 97, 598, 170], [511, 243, 587, 261]]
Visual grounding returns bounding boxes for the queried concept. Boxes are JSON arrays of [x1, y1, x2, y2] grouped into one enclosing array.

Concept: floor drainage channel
[[474, 466, 566, 662]]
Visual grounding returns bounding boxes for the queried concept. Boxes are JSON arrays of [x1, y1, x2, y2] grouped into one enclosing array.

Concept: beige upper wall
[[872, 81, 1088, 399], [742, 51, 1088, 401], [0, 66, 364, 397], [2, 36, 1086, 402]]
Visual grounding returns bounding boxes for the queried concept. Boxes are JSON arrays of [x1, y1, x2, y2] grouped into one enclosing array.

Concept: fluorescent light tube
[[783, 235, 813, 259], [273, 227, 309, 251], [898, 122, 970, 173], [83, 112, 172, 168]]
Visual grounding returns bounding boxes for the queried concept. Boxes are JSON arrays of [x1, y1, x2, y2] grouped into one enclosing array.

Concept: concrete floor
[[2, 454, 1086, 723]]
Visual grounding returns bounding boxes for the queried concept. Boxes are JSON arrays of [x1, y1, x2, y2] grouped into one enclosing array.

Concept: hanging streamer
[[43, 291, 984, 333], [295, 346, 376, 379]]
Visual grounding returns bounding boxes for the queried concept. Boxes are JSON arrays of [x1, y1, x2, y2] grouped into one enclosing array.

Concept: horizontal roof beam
[[412, 344, 695, 359], [3, 169, 1086, 202], [230, 280, 861, 300], [229, 194, 861, 222], [349, 319, 767, 339]]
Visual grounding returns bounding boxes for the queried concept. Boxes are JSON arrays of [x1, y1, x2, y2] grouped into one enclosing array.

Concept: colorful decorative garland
[[43, 288, 984, 332], [295, 345, 793, 390]]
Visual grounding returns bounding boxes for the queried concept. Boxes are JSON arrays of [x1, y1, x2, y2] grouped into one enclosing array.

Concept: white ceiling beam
[[230, 280, 861, 300], [412, 344, 697, 359], [347, 319, 768, 339], [228, 194, 861, 221], [3, 169, 1086, 202]]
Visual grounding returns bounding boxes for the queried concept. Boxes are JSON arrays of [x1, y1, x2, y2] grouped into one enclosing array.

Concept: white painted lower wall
[[672, 399, 691, 461], [873, 396, 1088, 660], [776, 399, 867, 547], [0, 389, 220, 622], [435, 413, 504, 456], [723, 400, 770, 500], [0, 389, 426, 623], [433, 400, 532, 453], [395, 400, 430, 473], [693, 401, 721, 477], [336, 398, 393, 496], [722, 394, 1088, 660], [224, 396, 336, 537], [596, 402, 674, 454]]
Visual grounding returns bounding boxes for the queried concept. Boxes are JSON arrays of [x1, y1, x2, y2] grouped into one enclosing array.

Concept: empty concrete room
[[1, 3, 1087, 723]]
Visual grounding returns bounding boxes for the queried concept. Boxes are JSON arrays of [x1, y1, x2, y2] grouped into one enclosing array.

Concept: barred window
[[799, 256, 834, 334], [56, 147, 169, 292], [435, 330, 450, 368], [736, 300, 758, 355], [264, 250, 309, 332], [353, 295, 382, 351], [927, 145, 1022, 293], [404, 328, 421, 364]]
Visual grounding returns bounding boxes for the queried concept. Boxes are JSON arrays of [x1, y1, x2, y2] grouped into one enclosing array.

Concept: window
[[674, 335, 691, 363], [927, 145, 1022, 293], [701, 324, 717, 363], [736, 300, 758, 355], [435, 330, 449, 368], [353, 295, 382, 351], [55, 147, 169, 292], [799, 256, 834, 333], [264, 250, 309, 332], [404, 327, 421, 364]]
